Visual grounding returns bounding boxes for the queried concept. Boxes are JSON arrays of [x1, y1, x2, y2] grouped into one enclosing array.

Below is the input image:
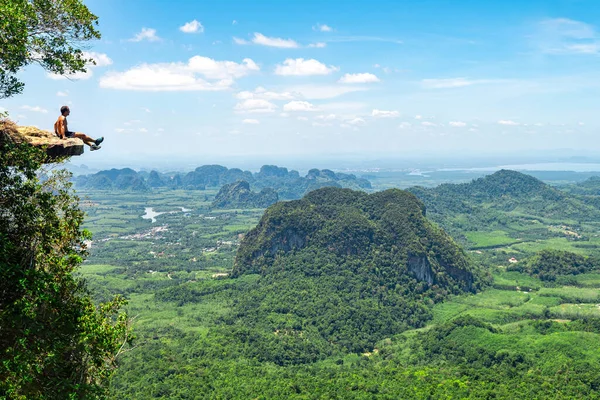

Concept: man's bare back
[[54, 106, 103, 150]]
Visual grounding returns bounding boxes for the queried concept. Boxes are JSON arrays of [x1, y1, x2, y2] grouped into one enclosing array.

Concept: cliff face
[[0, 120, 84, 158]]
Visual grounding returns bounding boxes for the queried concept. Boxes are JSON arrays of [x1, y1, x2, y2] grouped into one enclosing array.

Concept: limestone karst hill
[[212, 180, 278, 209], [228, 187, 486, 356], [0, 119, 83, 158]]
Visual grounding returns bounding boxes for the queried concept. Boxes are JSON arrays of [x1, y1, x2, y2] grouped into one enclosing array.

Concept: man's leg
[[73, 132, 96, 146]]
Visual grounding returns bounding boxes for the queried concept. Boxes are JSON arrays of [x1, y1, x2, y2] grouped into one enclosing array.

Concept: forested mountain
[[227, 187, 486, 357], [212, 181, 278, 209], [407, 170, 600, 239], [74, 168, 150, 192], [561, 176, 600, 196], [73, 164, 371, 198]]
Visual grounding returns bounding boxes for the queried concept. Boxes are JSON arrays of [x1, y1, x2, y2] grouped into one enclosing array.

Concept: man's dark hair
[[60, 106, 69, 115]]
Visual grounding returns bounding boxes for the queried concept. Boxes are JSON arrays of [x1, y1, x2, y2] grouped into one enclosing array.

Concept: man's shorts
[[65, 131, 75, 138]]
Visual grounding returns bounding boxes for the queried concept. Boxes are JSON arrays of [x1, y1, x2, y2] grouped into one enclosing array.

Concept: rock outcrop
[[0, 119, 84, 158]]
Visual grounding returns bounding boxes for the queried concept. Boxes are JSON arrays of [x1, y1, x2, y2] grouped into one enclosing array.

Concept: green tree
[[0, 133, 133, 399], [0, 0, 100, 99]]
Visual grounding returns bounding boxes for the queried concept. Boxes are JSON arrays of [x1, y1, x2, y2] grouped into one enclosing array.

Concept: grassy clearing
[[539, 287, 600, 303], [465, 231, 520, 248]]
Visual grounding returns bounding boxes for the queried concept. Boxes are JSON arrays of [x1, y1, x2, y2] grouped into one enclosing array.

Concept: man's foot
[[95, 137, 104, 145], [90, 144, 101, 151]]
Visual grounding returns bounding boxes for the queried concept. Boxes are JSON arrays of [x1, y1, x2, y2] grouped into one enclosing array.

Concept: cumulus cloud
[[242, 118, 260, 124], [56, 91, 68, 97], [85, 51, 113, 67], [283, 101, 318, 112], [275, 58, 339, 76], [99, 56, 259, 91], [498, 120, 520, 126], [449, 121, 467, 127], [339, 73, 380, 84], [308, 42, 327, 48], [371, 109, 399, 118], [129, 27, 161, 42], [313, 24, 333, 32], [180, 20, 204, 33], [234, 99, 277, 113], [21, 105, 48, 113]]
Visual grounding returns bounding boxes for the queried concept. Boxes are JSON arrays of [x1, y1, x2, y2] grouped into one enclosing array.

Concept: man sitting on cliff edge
[[54, 106, 103, 151]]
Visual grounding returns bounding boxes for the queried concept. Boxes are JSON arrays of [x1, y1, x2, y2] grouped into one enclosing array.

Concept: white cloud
[[235, 32, 299, 48], [498, 120, 520, 126], [236, 87, 296, 101], [398, 122, 412, 129], [347, 117, 366, 125], [21, 105, 48, 113], [312, 122, 332, 127], [99, 56, 259, 91], [180, 20, 204, 34], [56, 91, 68, 97], [275, 58, 339, 76], [283, 101, 318, 112], [253, 32, 298, 48], [537, 18, 600, 54], [234, 99, 277, 113], [422, 78, 495, 89], [141, 107, 151, 113], [284, 84, 366, 99], [308, 42, 327, 48], [84, 51, 113, 67], [233, 37, 249, 45], [421, 121, 437, 127], [139, 128, 148, 133], [297, 116, 308, 121], [242, 118, 260, 124], [47, 52, 112, 80], [115, 128, 134, 133], [371, 109, 399, 118], [449, 121, 467, 127], [129, 27, 161, 42], [414, 115, 422, 120], [579, 122, 585, 126], [338, 73, 380, 84], [313, 24, 333, 32]]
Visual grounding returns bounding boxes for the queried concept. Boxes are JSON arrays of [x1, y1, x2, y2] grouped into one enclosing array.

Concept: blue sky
[[2, 0, 600, 165]]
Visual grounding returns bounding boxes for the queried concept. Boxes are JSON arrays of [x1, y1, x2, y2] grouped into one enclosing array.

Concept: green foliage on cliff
[[0, 141, 132, 399]]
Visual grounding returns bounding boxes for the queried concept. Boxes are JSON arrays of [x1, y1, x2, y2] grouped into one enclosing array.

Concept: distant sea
[[439, 163, 600, 173]]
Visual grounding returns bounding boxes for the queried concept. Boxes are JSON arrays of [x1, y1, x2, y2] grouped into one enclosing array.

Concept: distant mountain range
[[73, 164, 372, 200]]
